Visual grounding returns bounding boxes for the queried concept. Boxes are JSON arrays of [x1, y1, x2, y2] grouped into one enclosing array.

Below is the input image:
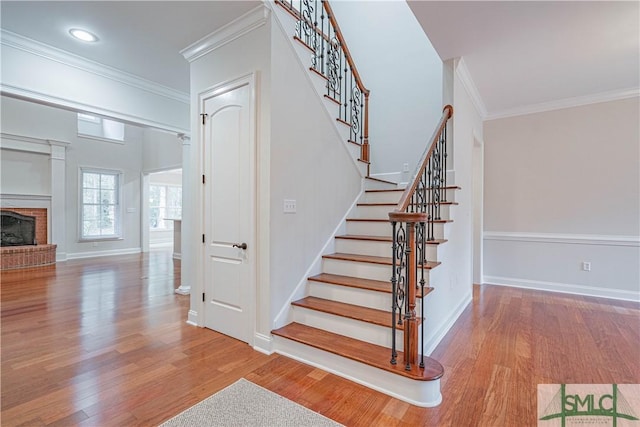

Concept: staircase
[[271, 0, 457, 407]]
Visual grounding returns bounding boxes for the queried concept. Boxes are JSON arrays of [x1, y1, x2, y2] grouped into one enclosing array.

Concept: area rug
[[159, 378, 343, 427]]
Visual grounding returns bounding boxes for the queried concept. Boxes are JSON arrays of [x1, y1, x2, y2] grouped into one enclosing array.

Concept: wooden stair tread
[[347, 218, 453, 224], [365, 185, 461, 193], [292, 296, 399, 329], [357, 202, 459, 207], [324, 94, 339, 104], [308, 273, 434, 298], [272, 323, 444, 381], [365, 176, 397, 186], [323, 253, 441, 269], [335, 234, 447, 245]]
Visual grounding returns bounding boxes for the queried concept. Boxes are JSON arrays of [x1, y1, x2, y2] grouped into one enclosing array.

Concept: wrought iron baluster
[[443, 127, 448, 201], [418, 221, 426, 368], [390, 221, 398, 365]]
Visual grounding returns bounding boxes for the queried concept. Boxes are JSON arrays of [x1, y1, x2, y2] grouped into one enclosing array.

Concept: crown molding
[[455, 57, 488, 119], [1, 84, 189, 134], [181, 4, 270, 63], [0, 29, 189, 104], [485, 87, 640, 120]]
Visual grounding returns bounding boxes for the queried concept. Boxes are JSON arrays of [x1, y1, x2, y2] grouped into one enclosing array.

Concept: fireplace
[[0, 208, 56, 270], [1, 210, 37, 246]]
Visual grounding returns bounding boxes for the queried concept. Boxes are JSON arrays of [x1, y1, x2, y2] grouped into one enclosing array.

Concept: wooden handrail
[[393, 105, 453, 214], [275, 0, 372, 168], [322, 0, 370, 96]]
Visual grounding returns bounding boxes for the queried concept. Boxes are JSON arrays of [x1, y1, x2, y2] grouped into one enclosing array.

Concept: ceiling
[[1, 1, 638, 117], [0, 1, 260, 93], [409, 1, 640, 116]]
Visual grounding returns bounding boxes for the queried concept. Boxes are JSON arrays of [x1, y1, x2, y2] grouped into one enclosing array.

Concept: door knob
[[233, 242, 247, 250]]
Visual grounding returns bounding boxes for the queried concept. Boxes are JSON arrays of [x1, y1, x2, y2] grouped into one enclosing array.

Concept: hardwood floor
[[2, 250, 638, 426]]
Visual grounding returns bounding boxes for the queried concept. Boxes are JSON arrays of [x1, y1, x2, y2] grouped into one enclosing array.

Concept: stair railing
[[388, 105, 453, 371], [276, 0, 371, 169]]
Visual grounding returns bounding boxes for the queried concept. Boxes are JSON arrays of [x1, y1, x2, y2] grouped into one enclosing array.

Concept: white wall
[[187, 8, 362, 350], [424, 58, 479, 355], [329, 1, 443, 179], [270, 10, 362, 327], [143, 129, 183, 173], [1, 95, 145, 259], [0, 149, 50, 196], [483, 97, 640, 300]]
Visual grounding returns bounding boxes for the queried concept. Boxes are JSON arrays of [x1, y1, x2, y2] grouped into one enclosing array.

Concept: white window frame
[[149, 183, 182, 231], [78, 167, 124, 242]]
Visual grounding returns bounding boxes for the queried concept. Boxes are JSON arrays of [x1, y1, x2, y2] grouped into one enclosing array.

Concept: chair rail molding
[[484, 231, 640, 247]]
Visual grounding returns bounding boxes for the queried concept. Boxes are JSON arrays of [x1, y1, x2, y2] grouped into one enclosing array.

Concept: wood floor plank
[[2, 250, 638, 426]]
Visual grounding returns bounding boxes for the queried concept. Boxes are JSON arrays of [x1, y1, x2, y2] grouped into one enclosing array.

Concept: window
[[78, 113, 125, 142], [149, 185, 182, 230], [80, 168, 122, 240]]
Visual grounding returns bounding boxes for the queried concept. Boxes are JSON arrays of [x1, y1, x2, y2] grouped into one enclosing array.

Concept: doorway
[[200, 75, 256, 344]]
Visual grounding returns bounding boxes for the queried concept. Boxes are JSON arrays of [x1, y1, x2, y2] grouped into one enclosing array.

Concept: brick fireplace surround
[[1, 208, 56, 270]]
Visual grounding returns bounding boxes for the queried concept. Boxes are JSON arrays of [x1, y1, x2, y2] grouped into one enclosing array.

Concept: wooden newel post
[[362, 92, 370, 164], [404, 221, 418, 370]]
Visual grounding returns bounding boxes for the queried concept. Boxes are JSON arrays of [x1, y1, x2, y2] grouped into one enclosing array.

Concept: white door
[[202, 78, 254, 344]]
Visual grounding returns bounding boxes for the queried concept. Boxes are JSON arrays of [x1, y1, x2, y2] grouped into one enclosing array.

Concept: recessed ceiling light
[[69, 28, 99, 43]]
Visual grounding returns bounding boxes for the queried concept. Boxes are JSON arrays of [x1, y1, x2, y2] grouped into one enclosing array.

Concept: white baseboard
[[187, 309, 199, 326], [483, 276, 640, 302], [423, 290, 473, 355], [56, 251, 67, 262], [66, 247, 141, 260], [253, 332, 273, 355]]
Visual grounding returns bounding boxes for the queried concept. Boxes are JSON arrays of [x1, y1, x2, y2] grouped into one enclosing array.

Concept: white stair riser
[[346, 221, 446, 240], [364, 179, 398, 191], [335, 238, 439, 261], [357, 161, 369, 176], [322, 258, 432, 286], [346, 142, 361, 160], [323, 258, 391, 282], [309, 280, 392, 311], [353, 204, 451, 220], [292, 306, 402, 350], [362, 188, 456, 204]]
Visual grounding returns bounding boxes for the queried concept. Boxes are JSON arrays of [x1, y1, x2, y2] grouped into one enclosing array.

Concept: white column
[[175, 133, 191, 295], [48, 140, 69, 261]]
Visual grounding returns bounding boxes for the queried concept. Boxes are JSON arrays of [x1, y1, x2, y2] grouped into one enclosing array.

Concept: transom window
[[77, 113, 125, 142], [80, 168, 122, 240]]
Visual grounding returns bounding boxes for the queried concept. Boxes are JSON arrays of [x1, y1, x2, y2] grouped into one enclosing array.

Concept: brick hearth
[[1, 244, 57, 270]]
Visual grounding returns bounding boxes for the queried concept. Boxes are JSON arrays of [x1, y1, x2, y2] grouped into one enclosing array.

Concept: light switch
[[284, 199, 296, 213]]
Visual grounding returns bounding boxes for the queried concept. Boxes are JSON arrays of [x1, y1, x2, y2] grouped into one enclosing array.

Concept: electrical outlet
[[283, 199, 296, 214], [403, 163, 410, 173], [582, 261, 591, 272]]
